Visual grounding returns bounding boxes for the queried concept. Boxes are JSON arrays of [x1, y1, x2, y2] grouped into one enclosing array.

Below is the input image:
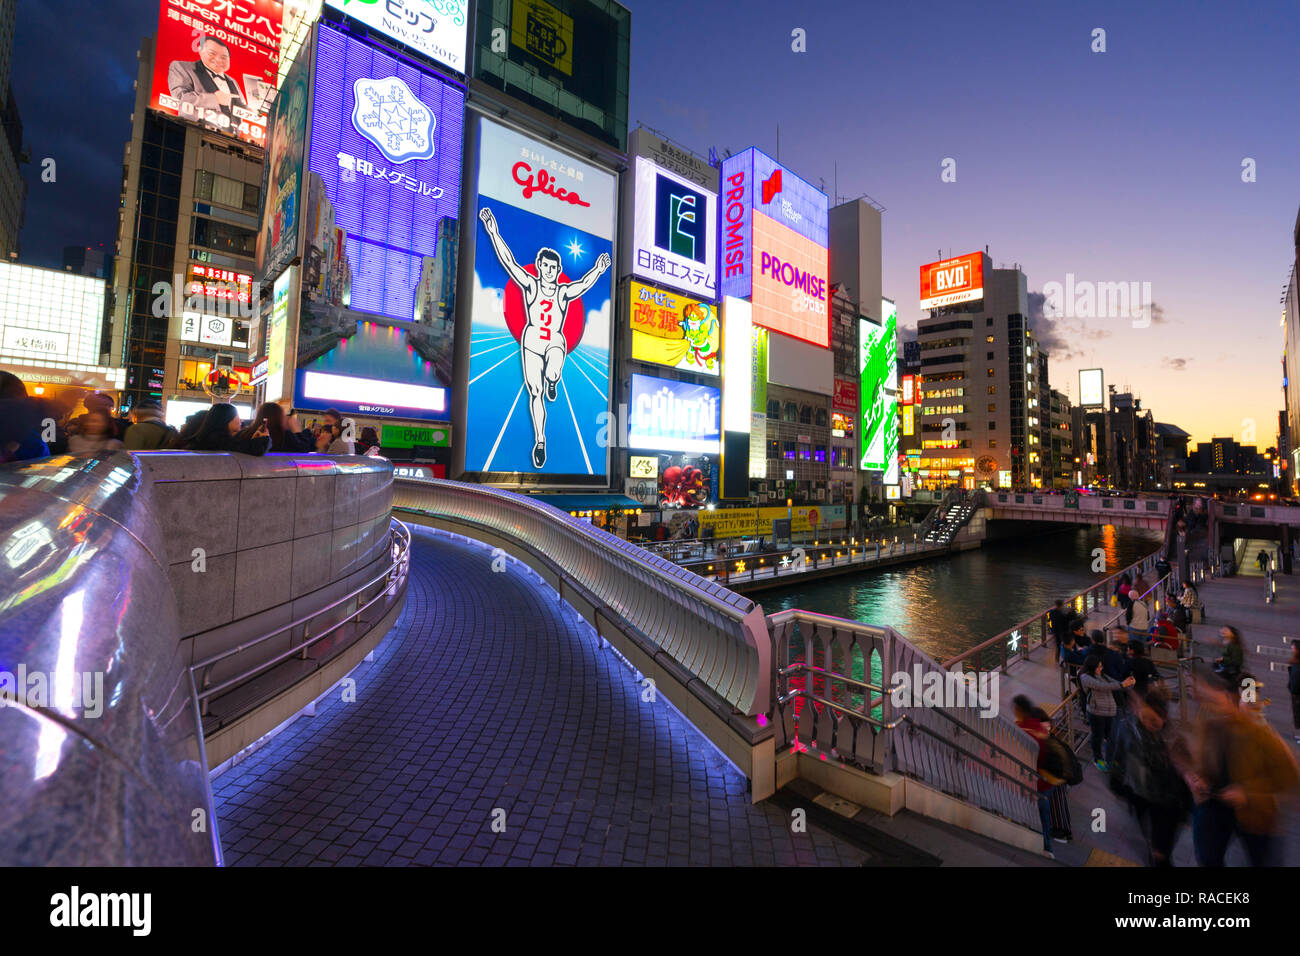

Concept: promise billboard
[[720, 147, 829, 348], [149, 0, 282, 147]]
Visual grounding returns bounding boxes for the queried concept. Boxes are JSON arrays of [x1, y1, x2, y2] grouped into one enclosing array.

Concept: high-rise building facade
[[1283, 208, 1300, 494], [915, 256, 1044, 489], [109, 37, 263, 415]]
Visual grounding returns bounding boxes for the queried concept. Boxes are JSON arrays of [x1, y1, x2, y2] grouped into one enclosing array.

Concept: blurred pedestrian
[[67, 408, 124, 455], [1013, 696, 1073, 856], [1109, 691, 1193, 866], [357, 425, 384, 457], [1190, 674, 1299, 866], [1213, 626, 1244, 687], [1048, 599, 1070, 664]]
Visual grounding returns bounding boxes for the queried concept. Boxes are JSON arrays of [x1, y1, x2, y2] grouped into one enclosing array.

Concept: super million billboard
[[149, 0, 282, 146], [464, 117, 616, 481]]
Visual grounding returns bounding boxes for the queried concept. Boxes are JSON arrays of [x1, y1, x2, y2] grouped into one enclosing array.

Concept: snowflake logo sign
[[351, 76, 436, 164]]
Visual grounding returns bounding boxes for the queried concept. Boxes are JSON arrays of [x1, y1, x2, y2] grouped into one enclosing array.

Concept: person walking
[[1080, 652, 1136, 770], [1213, 626, 1244, 688], [1108, 691, 1194, 866], [1013, 696, 1072, 857], [1047, 599, 1070, 663], [1190, 674, 1300, 866]]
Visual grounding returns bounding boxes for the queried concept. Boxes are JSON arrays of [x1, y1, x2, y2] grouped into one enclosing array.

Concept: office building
[[0, 0, 26, 259], [915, 255, 1043, 490]]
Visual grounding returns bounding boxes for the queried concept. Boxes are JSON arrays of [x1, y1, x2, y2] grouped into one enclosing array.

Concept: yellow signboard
[[698, 506, 842, 539], [511, 0, 574, 76], [629, 280, 720, 374]]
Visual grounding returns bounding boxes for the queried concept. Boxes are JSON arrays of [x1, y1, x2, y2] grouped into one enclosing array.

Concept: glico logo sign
[[512, 162, 591, 207]]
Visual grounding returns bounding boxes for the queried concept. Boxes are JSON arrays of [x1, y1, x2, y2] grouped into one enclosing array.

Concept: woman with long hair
[[188, 403, 270, 455], [239, 402, 313, 453]]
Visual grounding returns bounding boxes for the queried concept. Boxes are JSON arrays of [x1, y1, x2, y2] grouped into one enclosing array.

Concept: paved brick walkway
[[212, 526, 865, 866]]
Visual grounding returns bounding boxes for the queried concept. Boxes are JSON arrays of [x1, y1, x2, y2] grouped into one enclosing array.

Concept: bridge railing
[[768, 608, 1041, 831], [393, 479, 772, 717], [988, 491, 1171, 524]]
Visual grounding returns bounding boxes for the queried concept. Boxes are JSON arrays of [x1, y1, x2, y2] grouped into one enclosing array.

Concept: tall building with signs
[[915, 253, 1045, 490], [110, 0, 281, 416], [718, 147, 833, 519], [253, 1, 471, 478], [451, 0, 631, 526], [614, 127, 720, 520]]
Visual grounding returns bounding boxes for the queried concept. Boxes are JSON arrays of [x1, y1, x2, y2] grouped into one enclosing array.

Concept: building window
[[767, 399, 780, 418], [782, 402, 798, 422], [986, 318, 994, 326], [989, 440, 998, 448], [987, 368, 995, 377], [989, 421, 997, 430], [986, 335, 994, 343], [988, 386, 996, 394], [987, 351, 994, 360], [798, 443, 811, 461], [988, 403, 996, 412], [814, 445, 827, 463], [799, 405, 812, 425], [782, 441, 796, 460], [815, 408, 828, 427]]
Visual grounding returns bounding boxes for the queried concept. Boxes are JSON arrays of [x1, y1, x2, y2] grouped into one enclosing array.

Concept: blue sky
[[16, 0, 1298, 445]]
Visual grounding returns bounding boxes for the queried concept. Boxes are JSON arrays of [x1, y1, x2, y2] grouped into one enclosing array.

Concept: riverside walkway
[[993, 568, 1300, 866], [211, 526, 868, 866]]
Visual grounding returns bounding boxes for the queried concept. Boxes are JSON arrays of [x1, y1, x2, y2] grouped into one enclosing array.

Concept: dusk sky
[[15, 0, 1298, 447]]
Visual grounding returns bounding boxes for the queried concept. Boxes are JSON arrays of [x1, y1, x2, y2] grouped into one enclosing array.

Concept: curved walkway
[[212, 525, 865, 866]]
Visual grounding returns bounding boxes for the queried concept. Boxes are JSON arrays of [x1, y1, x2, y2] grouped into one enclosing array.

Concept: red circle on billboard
[[502, 264, 586, 353]]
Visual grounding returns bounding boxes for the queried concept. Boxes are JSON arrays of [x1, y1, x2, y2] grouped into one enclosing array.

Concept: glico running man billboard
[[149, 0, 282, 147], [292, 23, 464, 421], [720, 147, 829, 348], [464, 117, 616, 481], [860, 306, 898, 483]]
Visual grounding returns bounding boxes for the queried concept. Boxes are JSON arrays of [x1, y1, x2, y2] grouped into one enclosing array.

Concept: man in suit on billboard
[[168, 36, 247, 123]]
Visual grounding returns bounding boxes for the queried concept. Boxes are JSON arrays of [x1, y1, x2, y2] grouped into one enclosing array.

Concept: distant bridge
[[984, 492, 1170, 532]]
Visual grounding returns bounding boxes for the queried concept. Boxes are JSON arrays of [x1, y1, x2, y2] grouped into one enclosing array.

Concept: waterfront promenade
[[996, 568, 1300, 866]]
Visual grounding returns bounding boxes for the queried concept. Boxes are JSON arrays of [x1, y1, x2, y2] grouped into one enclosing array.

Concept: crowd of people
[[0, 372, 385, 463], [1017, 569, 1300, 866]]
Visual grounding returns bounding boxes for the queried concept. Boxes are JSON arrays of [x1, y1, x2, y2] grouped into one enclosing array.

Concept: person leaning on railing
[[184, 403, 270, 456]]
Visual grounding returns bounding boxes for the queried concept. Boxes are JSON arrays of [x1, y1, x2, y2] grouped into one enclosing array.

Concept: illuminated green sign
[[381, 425, 451, 449]]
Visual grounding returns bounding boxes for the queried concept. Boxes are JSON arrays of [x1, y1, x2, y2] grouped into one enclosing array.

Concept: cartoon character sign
[[679, 302, 719, 371]]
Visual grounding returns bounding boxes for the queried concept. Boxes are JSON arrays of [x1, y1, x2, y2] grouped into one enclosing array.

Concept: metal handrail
[[398, 481, 756, 620], [192, 520, 411, 711], [889, 712, 1041, 797]]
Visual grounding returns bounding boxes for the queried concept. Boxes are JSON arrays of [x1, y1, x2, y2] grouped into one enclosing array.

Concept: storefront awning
[[526, 493, 646, 513]]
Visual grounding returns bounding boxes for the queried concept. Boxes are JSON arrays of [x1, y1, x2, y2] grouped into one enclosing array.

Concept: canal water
[[763, 525, 1164, 662]]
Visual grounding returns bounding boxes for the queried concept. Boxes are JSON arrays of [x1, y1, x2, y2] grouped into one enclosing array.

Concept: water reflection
[[766, 526, 1163, 662]]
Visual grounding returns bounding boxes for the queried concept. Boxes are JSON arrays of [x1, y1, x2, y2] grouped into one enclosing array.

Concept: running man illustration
[[479, 206, 611, 468]]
